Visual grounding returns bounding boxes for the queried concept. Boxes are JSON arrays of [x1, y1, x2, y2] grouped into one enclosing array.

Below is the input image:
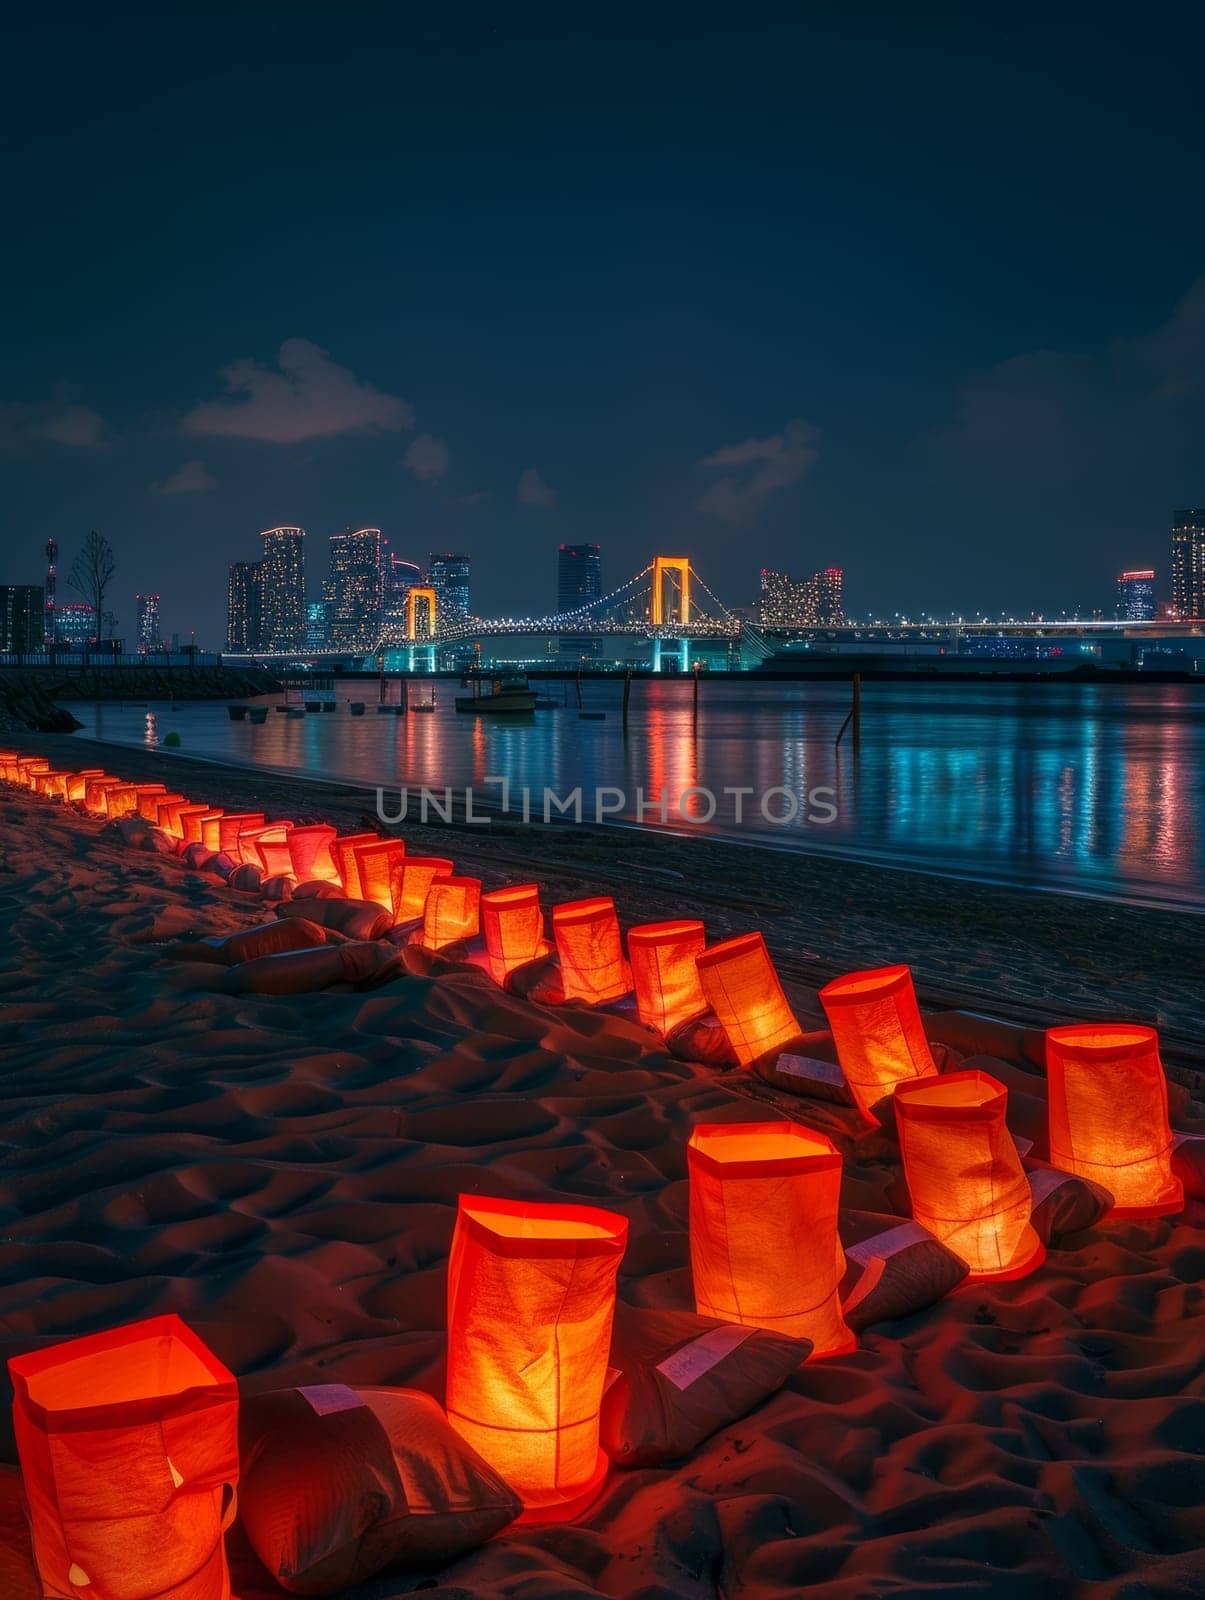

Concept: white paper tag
[[299, 1384, 365, 1417], [1027, 1167, 1077, 1205], [775, 1054, 845, 1086], [656, 1324, 756, 1390], [845, 1221, 931, 1267]]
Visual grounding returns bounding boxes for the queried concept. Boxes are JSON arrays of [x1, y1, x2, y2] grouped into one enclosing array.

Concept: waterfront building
[[260, 526, 306, 652], [56, 602, 96, 647], [1171, 510, 1205, 618], [135, 593, 162, 653], [557, 542, 602, 657], [324, 527, 383, 651], [428, 552, 471, 620], [759, 565, 844, 626], [226, 560, 264, 653], [0, 585, 45, 653], [1116, 569, 1156, 622]]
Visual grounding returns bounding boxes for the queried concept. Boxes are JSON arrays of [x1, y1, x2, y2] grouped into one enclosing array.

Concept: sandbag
[[181, 841, 212, 868], [752, 1040, 857, 1106], [201, 918, 331, 965], [262, 873, 296, 901], [228, 862, 263, 892], [665, 1012, 738, 1069], [225, 941, 399, 994], [1172, 1132, 1205, 1199], [238, 1385, 521, 1596], [277, 897, 392, 941], [115, 815, 152, 847], [839, 1214, 968, 1332], [293, 880, 342, 900], [599, 1304, 808, 1468], [1024, 1164, 1113, 1243]]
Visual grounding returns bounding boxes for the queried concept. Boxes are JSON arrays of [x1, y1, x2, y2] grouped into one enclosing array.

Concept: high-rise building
[[135, 593, 162, 653], [227, 560, 264, 653], [306, 599, 330, 650], [381, 554, 423, 641], [0, 585, 45, 653], [44, 539, 57, 644], [556, 543, 603, 657], [1171, 510, 1205, 618], [1116, 569, 1156, 621], [323, 528, 383, 651], [56, 602, 95, 647], [758, 565, 844, 626], [260, 527, 306, 652], [427, 552, 470, 621]]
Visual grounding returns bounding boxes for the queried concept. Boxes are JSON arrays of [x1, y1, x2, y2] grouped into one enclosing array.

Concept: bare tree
[[68, 531, 116, 642]]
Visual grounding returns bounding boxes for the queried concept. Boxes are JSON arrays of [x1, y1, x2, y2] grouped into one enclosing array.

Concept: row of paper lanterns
[[0, 748, 1190, 1590]]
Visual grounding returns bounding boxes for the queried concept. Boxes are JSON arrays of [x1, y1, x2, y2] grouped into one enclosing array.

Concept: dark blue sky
[[4, 4, 1205, 646]]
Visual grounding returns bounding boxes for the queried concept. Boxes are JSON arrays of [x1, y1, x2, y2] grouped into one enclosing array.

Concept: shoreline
[[30, 729, 1205, 1062]]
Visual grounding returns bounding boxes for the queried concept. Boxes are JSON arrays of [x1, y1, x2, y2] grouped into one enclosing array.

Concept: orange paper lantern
[[1045, 1025, 1184, 1217], [33, 770, 70, 799], [481, 884, 552, 984], [101, 784, 140, 818], [819, 964, 939, 1122], [688, 1121, 855, 1357], [155, 796, 192, 836], [394, 855, 455, 924], [217, 812, 265, 856], [66, 769, 107, 803], [330, 833, 380, 897], [627, 919, 708, 1036], [253, 825, 296, 877], [85, 776, 125, 813], [552, 896, 631, 1004], [140, 787, 182, 822], [420, 875, 482, 949], [446, 1196, 627, 1521], [18, 758, 50, 788], [894, 1070, 1045, 1280], [175, 805, 214, 846], [350, 839, 408, 912], [695, 932, 800, 1066], [237, 821, 291, 869], [9, 1314, 240, 1600], [286, 823, 339, 884]]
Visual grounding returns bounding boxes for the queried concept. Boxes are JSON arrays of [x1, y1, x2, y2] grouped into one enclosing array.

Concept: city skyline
[[5, 11, 1205, 647]]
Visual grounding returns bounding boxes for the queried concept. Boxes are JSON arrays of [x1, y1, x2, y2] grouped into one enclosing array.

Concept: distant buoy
[[164, 731, 181, 747]]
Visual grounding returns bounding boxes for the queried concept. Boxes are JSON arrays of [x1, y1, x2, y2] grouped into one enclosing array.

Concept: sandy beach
[[0, 738, 1202, 1598]]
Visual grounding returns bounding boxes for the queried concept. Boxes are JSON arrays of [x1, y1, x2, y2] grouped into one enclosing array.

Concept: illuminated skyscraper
[[816, 567, 844, 624], [381, 553, 423, 641], [56, 602, 96, 647], [324, 527, 383, 650], [135, 593, 162, 653], [1116, 569, 1155, 621], [44, 539, 57, 644], [428, 552, 470, 619], [306, 599, 330, 649], [1171, 510, 1205, 618], [260, 526, 306, 652], [557, 543, 602, 657], [759, 565, 844, 626], [227, 560, 264, 652], [0, 586, 44, 653]]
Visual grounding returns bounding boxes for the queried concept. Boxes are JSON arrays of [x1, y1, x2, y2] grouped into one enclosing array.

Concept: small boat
[[247, 705, 269, 724], [454, 673, 537, 715], [349, 701, 366, 716], [227, 705, 248, 721]]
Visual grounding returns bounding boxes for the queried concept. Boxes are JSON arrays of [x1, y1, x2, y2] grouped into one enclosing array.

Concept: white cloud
[[403, 432, 449, 482], [697, 418, 819, 526], [0, 398, 108, 453], [517, 465, 557, 507], [182, 338, 414, 444], [150, 459, 218, 495]]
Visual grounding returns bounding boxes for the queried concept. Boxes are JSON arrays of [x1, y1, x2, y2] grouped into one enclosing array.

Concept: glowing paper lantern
[[9, 1313, 240, 1600], [894, 1071, 1045, 1280], [350, 839, 408, 912], [253, 825, 296, 877], [237, 821, 291, 869], [18, 758, 50, 788], [394, 855, 455, 924], [174, 805, 213, 845], [33, 770, 70, 800], [85, 776, 125, 813], [217, 812, 265, 856], [103, 784, 142, 819], [287, 823, 339, 884], [446, 1196, 627, 1521], [421, 875, 482, 950], [695, 932, 800, 1066], [481, 884, 552, 984], [688, 1121, 855, 1357], [140, 787, 182, 821], [819, 964, 939, 1122], [628, 919, 708, 1036], [65, 769, 106, 802], [1046, 1025, 1184, 1217], [331, 833, 380, 898], [181, 809, 224, 849], [552, 897, 631, 1004]]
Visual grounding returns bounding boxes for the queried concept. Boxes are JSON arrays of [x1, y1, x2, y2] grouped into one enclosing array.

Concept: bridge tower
[[405, 585, 438, 671], [651, 556, 692, 671]]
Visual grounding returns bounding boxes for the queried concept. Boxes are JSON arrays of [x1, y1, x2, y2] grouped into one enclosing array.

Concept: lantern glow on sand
[[331, 833, 380, 898], [628, 919, 708, 1036], [421, 875, 482, 950], [695, 932, 801, 1066], [552, 896, 631, 1004], [9, 1314, 240, 1600], [687, 1121, 855, 1357], [1046, 1025, 1184, 1217], [481, 885, 553, 983], [350, 839, 408, 913], [236, 821, 290, 869], [446, 1196, 627, 1522], [67, 770, 107, 803], [394, 855, 455, 924], [894, 1070, 1045, 1280], [286, 823, 339, 885], [217, 812, 265, 856], [819, 964, 939, 1122]]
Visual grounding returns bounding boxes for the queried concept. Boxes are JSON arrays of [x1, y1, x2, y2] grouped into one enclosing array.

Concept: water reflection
[[63, 679, 1205, 909]]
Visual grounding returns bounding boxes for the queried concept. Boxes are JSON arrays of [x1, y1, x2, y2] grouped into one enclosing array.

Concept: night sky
[[4, 5, 1205, 647]]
